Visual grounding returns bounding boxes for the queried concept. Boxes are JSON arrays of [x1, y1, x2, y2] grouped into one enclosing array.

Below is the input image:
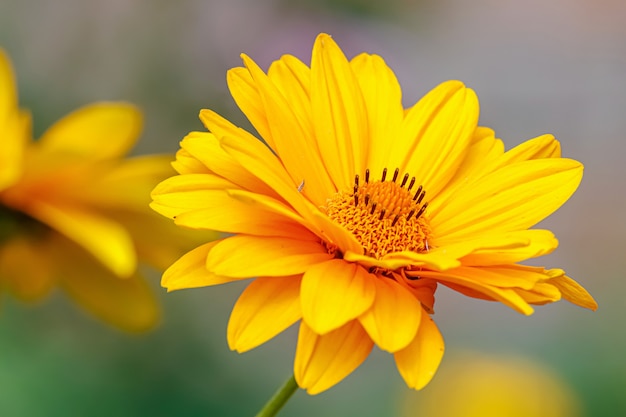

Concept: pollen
[[325, 168, 432, 259]]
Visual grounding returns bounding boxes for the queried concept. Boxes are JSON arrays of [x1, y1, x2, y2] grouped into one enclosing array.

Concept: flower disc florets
[[325, 168, 431, 259]]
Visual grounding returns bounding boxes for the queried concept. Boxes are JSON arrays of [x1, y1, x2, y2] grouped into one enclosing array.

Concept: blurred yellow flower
[[0, 49, 208, 332], [151, 33, 597, 393], [401, 352, 583, 417]]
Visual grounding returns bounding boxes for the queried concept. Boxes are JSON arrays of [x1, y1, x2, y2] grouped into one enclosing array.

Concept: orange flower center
[[325, 168, 431, 259]]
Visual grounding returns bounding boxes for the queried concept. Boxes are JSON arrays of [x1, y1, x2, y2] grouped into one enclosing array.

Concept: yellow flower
[[400, 352, 583, 417], [151, 34, 597, 393], [0, 49, 208, 332]]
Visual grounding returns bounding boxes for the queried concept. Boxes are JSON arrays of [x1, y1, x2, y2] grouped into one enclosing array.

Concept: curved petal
[[25, 200, 136, 277], [344, 249, 461, 272], [171, 147, 212, 175], [206, 235, 332, 278], [457, 229, 559, 265], [106, 209, 216, 272], [294, 320, 373, 395], [358, 277, 421, 352], [394, 81, 479, 198], [311, 33, 368, 190], [152, 174, 310, 238], [513, 282, 561, 305], [0, 235, 55, 300], [0, 50, 30, 191], [226, 66, 272, 148], [217, 133, 322, 226], [227, 54, 335, 206], [162, 241, 236, 291], [431, 158, 583, 238], [428, 127, 503, 213], [0, 48, 17, 118], [228, 275, 302, 352], [549, 274, 598, 310], [494, 134, 561, 165], [68, 155, 176, 209], [54, 236, 159, 332], [38, 102, 141, 159], [300, 259, 376, 334], [350, 52, 404, 175], [417, 268, 535, 315], [394, 310, 445, 390], [178, 130, 277, 197]]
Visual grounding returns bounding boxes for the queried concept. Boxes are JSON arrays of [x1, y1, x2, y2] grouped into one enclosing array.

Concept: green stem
[[254, 374, 299, 417]]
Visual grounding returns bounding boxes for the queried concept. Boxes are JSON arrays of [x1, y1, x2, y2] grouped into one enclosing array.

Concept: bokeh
[[1, 0, 624, 416]]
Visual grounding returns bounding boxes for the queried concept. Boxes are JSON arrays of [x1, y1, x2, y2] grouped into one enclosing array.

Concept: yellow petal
[[350, 53, 404, 175], [358, 277, 421, 352], [394, 81, 479, 198], [294, 320, 373, 395], [178, 130, 277, 196], [447, 229, 559, 265], [37, 102, 141, 159], [0, 49, 31, 191], [428, 127, 504, 213], [0, 48, 17, 119], [228, 275, 302, 352], [0, 235, 55, 300], [206, 235, 332, 278], [344, 249, 460, 272], [496, 133, 561, 164], [75, 154, 176, 209], [162, 241, 235, 291], [217, 133, 321, 223], [25, 200, 136, 277], [106, 209, 216, 272], [300, 259, 376, 334], [311, 33, 368, 190], [417, 268, 535, 315], [54, 236, 159, 332], [431, 158, 583, 238], [549, 275, 598, 311], [226, 66, 273, 149], [227, 55, 335, 207], [394, 310, 445, 390], [513, 282, 562, 305], [171, 147, 211, 175]]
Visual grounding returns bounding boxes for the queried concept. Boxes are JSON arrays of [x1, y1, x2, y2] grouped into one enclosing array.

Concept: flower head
[[0, 48, 210, 332], [151, 34, 597, 393]]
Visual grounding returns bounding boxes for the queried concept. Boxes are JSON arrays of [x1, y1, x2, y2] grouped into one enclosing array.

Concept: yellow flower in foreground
[[0, 49, 208, 332], [151, 34, 597, 393]]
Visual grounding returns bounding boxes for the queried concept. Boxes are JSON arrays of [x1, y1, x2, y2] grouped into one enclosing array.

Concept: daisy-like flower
[[0, 49, 210, 332], [151, 34, 597, 394]]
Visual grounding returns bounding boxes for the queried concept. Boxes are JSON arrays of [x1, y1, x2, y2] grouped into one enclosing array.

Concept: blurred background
[[0, 0, 624, 416]]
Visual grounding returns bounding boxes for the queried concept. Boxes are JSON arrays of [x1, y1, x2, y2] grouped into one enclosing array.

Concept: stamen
[[400, 173, 409, 188], [414, 202, 428, 220], [415, 190, 426, 205], [407, 177, 416, 191], [324, 167, 432, 260], [412, 185, 423, 201], [391, 214, 400, 226]]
